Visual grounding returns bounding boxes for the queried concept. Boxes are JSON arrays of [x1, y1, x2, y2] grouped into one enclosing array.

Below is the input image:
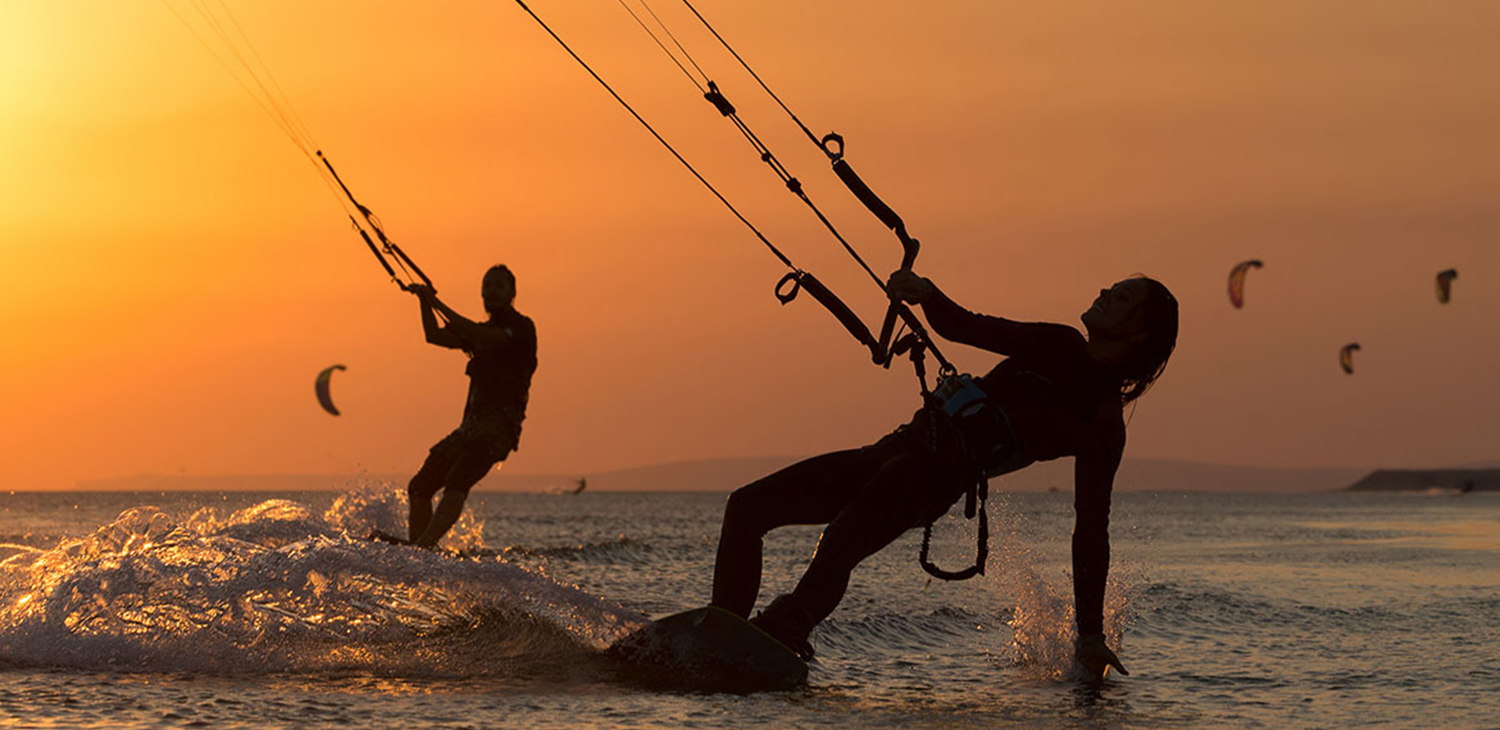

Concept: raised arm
[[887, 270, 1081, 359], [409, 286, 513, 351], [412, 286, 463, 349]]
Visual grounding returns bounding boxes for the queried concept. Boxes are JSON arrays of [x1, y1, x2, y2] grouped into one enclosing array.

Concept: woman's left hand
[[887, 269, 936, 304], [1076, 633, 1129, 681]]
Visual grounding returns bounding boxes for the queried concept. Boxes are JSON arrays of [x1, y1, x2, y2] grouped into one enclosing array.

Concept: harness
[[885, 338, 1028, 582], [914, 370, 1028, 580]]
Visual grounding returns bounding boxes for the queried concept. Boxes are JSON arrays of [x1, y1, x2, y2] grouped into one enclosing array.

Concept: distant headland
[[1344, 469, 1500, 493]]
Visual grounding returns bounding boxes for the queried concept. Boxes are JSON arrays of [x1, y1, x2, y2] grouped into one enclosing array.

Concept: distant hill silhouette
[[1345, 469, 1500, 492], [72, 456, 1392, 493]]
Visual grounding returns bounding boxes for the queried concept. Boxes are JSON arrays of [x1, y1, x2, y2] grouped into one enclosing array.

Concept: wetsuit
[[711, 290, 1124, 643], [409, 307, 538, 500]]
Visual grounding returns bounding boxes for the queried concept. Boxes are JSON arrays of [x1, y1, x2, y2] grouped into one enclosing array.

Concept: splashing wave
[[0, 484, 645, 677]]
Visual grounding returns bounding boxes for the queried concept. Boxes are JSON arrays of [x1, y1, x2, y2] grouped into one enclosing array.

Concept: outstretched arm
[[887, 270, 1079, 359], [1072, 423, 1128, 680]]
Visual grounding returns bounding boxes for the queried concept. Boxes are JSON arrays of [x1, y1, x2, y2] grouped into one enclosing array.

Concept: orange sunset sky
[[2, 1, 1497, 490]]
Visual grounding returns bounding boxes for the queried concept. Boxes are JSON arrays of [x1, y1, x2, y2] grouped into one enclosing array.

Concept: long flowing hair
[[1118, 277, 1178, 403]]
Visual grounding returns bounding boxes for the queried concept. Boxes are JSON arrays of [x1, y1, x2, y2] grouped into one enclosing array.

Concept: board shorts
[[411, 411, 522, 497], [432, 413, 522, 464]]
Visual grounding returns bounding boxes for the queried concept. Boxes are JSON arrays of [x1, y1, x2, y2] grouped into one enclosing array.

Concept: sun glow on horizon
[[2, 1, 1498, 489]]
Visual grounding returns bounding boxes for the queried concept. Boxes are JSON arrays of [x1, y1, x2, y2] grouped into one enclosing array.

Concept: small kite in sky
[[1339, 344, 1360, 375], [1228, 259, 1263, 309], [1436, 268, 1457, 304], [315, 364, 347, 416]]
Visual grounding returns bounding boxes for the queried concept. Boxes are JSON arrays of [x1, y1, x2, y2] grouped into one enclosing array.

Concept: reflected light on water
[[1296, 520, 1500, 551]]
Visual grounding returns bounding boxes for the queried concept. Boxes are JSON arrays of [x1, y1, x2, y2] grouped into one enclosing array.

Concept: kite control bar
[[816, 134, 942, 370], [319, 152, 435, 293]]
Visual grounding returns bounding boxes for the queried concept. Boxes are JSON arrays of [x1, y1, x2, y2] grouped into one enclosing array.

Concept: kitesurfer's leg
[[758, 451, 957, 645], [711, 447, 885, 618], [407, 445, 456, 543], [413, 449, 497, 548], [414, 488, 469, 548]]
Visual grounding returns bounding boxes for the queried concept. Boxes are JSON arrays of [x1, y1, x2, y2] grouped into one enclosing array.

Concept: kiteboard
[[366, 530, 411, 545], [607, 606, 808, 692]]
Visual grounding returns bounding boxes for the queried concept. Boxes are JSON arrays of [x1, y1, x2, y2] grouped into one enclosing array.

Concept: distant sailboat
[[573, 477, 588, 495]]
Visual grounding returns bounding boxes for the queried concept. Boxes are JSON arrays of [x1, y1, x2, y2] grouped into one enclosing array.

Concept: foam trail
[[0, 483, 645, 678]]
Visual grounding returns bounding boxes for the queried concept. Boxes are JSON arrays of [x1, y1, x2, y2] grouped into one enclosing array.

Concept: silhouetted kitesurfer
[[711, 270, 1177, 680], [399, 265, 536, 548]]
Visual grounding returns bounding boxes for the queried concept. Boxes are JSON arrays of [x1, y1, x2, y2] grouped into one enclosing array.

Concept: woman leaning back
[[710, 269, 1178, 680]]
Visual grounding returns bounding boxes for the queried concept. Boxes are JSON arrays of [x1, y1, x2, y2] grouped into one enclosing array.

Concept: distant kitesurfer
[[710, 271, 1177, 681], [402, 265, 537, 548]]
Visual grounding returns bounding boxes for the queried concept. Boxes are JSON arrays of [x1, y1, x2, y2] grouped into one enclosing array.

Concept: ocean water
[[0, 485, 1495, 729]]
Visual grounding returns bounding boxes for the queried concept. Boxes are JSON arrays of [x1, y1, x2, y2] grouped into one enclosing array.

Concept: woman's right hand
[[406, 284, 436, 300], [886, 269, 936, 304]]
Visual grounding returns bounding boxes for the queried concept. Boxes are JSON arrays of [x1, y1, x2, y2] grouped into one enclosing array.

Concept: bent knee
[[407, 473, 443, 501], [722, 485, 779, 537]]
